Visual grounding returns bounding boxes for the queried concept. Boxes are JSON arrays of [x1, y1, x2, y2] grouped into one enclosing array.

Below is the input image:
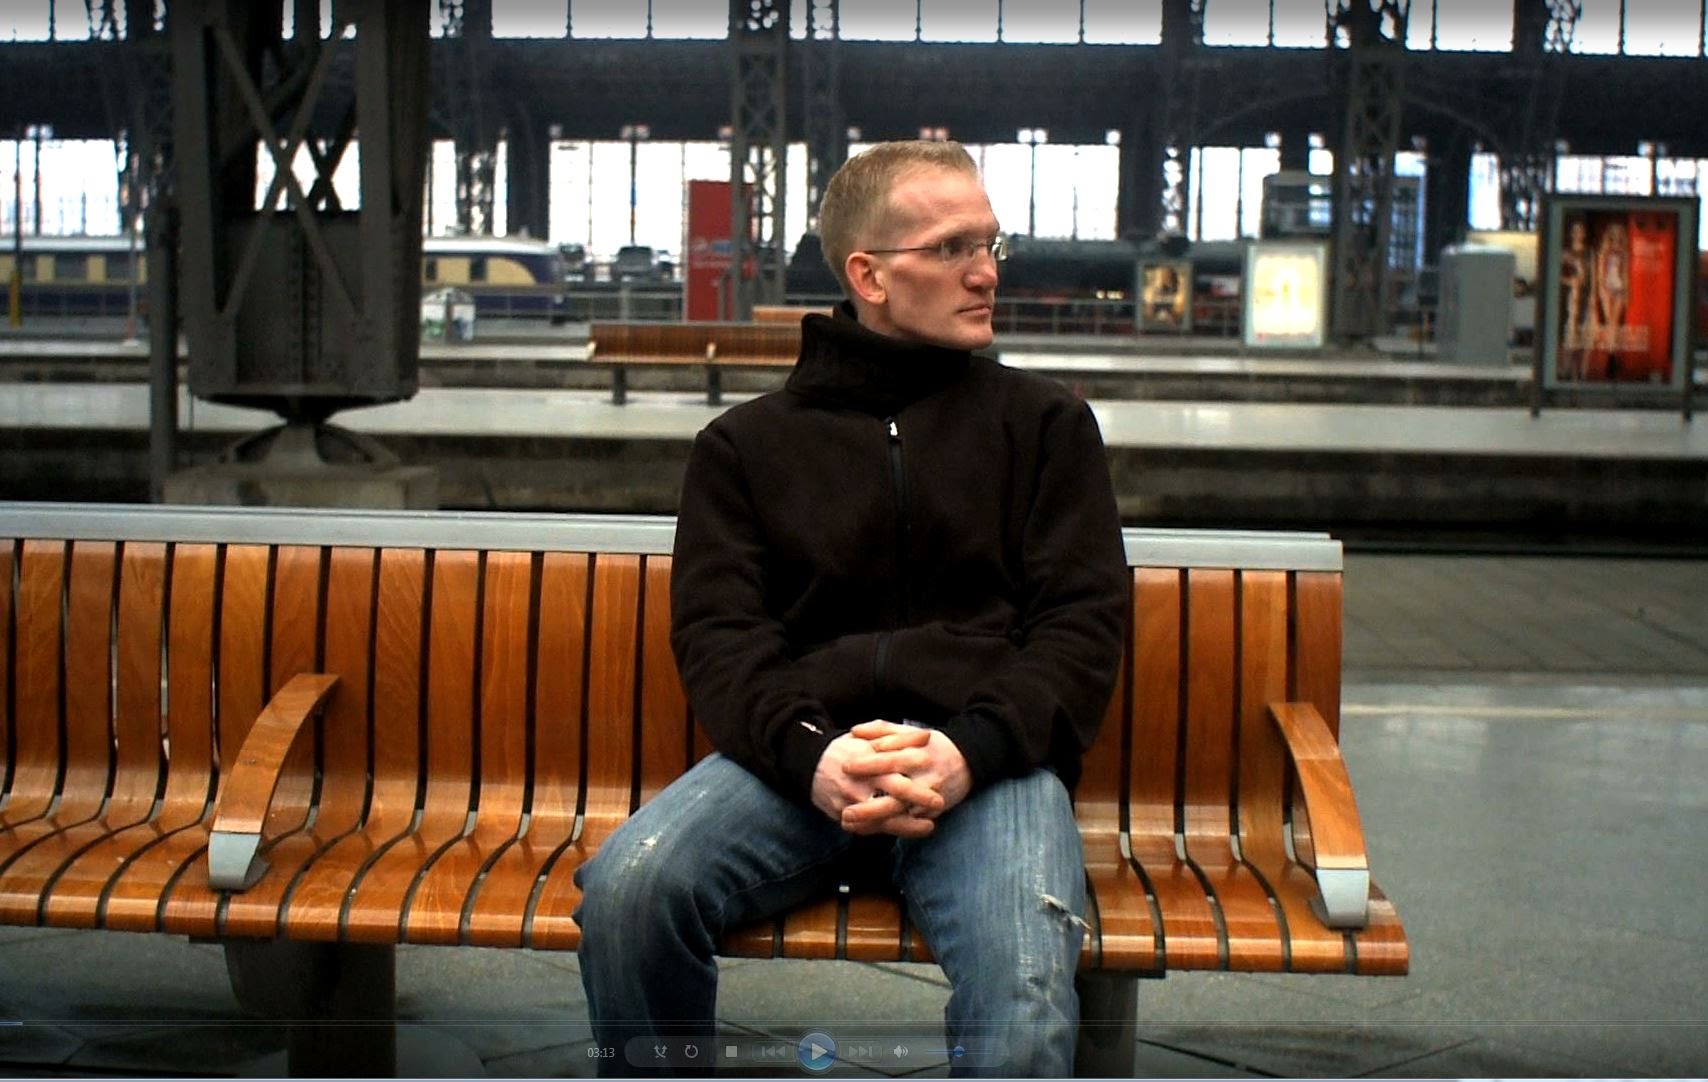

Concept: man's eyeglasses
[[863, 234, 1009, 265]]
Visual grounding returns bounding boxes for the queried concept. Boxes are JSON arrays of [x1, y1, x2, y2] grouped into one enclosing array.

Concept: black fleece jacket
[[669, 304, 1128, 805]]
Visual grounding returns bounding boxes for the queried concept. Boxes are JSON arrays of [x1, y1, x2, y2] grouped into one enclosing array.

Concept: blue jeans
[[574, 754, 1087, 1078]]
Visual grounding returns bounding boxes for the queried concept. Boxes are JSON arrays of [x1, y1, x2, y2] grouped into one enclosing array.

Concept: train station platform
[[1, 378, 1704, 539], [3, 551, 1706, 1078]]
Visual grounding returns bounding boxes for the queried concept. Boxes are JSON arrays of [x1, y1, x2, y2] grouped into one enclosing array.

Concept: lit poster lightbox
[[1242, 240, 1328, 349], [1538, 194, 1696, 394]]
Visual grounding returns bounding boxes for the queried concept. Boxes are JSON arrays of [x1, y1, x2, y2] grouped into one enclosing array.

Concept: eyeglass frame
[[861, 233, 1009, 265]]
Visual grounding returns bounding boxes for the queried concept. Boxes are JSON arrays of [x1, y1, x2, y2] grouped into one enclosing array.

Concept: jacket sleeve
[[930, 399, 1128, 790], [668, 422, 842, 803]]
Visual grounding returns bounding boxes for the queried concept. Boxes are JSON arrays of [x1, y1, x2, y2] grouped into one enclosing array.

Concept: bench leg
[[1073, 971, 1139, 1078], [612, 367, 628, 405], [225, 940, 397, 1077], [706, 367, 723, 406]]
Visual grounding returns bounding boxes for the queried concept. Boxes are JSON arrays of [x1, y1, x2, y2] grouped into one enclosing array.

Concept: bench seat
[[0, 503, 1407, 1073], [586, 321, 798, 404]]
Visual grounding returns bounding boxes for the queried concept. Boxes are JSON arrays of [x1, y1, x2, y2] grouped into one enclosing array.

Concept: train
[[1, 233, 572, 323]]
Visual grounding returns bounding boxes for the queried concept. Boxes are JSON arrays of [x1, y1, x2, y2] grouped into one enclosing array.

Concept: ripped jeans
[[573, 753, 1087, 1078]]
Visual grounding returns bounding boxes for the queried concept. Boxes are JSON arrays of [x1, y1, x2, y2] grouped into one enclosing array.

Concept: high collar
[[785, 301, 973, 415]]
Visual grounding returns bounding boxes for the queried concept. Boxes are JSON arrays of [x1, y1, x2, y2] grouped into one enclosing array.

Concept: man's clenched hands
[[810, 721, 972, 838]]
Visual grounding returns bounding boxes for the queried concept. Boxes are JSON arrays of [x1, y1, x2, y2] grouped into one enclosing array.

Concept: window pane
[[1083, 0, 1158, 43], [1623, 0, 1698, 55], [999, 0, 1079, 43], [839, 0, 918, 40], [1203, 0, 1269, 45], [921, 0, 995, 41], [1571, 0, 1621, 52], [572, 0, 648, 38], [1273, 0, 1326, 46], [1432, 0, 1513, 50], [493, 1, 564, 37], [651, 0, 727, 38], [0, 2, 52, 40]]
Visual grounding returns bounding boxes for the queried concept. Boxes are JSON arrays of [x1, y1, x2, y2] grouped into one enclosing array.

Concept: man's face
[[859, 167, 1001, 351]]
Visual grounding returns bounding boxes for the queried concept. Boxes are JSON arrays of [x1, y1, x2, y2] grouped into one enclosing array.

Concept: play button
[[797, 1031, 837, 1072]]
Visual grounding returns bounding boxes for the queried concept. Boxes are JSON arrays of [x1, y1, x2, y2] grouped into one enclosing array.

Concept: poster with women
[[1539, 195, 1696, 392]]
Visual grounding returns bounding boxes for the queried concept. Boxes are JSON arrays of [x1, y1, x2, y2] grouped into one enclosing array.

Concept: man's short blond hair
[[818, 140, 980, 296]]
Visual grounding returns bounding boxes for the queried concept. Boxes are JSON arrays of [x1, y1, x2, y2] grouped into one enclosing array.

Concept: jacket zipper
[[876, 416, 910, 695], [885, 416, 911, 625]]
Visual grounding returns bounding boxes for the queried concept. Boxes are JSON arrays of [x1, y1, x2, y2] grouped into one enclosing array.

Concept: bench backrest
[[586, 322, 713, 361], [1, 504, 1344, 947]]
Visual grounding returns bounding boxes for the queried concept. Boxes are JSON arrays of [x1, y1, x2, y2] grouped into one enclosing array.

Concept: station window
[[469, 256, 488, 282], [424, 257, 438, 282], [53, 254, 89, 280], [104, 252, 132, 281]]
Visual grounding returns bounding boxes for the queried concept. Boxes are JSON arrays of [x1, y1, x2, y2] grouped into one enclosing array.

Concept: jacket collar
[[785, 302, 973, 414]]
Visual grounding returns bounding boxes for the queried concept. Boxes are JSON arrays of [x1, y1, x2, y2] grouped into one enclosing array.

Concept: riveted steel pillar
[[1499, 0, 1578, 230], [442, 0, 499, 235], [1328, 0, 1407, 343], [170, 0, 430, 419], [728, 0, 789, 318], [1155, 0, 1203, 240], [801, 0, 844, 234]]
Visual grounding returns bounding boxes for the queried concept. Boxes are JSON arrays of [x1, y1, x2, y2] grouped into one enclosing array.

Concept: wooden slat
[[1235, 572, 1348, 973], [283, 547, 426, 942], [340, 550, 480, 944], [1127, 567, 1218, 970], [55, 542, 118, 824], [463, 551, 589, 947], [405, 549, 533, 945], [0, 545, 168, 923], [1351, 886, 1410, 975], [2, 541, 66, 832], [779, 894, 841, 960], [223, 547, 375, 940], [524, 554, 643, 950], [157, 544, 276, 938], [637, 557, 690, 806], [139, 545, 259, 935], [0, 540, 12, 804], [40, 544, 219, 930], [1081, 635, 1160, 972], [0, 543, 115, 868], [842, 891, 906, 962], [1182, 569, 1283, 973]]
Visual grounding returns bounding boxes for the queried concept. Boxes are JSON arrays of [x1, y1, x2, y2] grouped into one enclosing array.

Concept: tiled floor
[[3, 553, 1708, 1078]]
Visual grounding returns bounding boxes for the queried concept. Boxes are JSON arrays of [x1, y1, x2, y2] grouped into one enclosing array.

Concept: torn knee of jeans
[[1040, 892, 1091, 934]]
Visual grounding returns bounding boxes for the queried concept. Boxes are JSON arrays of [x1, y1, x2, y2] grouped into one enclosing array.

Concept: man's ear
[[845, 251, 887, 307]]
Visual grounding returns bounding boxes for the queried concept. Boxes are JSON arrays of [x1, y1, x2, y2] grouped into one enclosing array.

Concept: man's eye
[[940, 238, 971, 259]]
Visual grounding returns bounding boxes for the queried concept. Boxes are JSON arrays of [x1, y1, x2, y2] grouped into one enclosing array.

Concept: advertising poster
[[1138, 260, 1192, 333], [1242, 240, 1327, 349], [1540, 195, 1695, 391], [685, 179, 733, 321]]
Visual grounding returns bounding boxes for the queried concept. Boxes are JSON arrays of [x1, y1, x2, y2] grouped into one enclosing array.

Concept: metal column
[[1155, 0, 1204, 241], [1328, 0, 1407, 343], [1500, 0, 1580, 230], [441, 0, 499, 236], [800, 0, 845, 234], [168, 0, 431, 509], [727, 0, 789, 318]]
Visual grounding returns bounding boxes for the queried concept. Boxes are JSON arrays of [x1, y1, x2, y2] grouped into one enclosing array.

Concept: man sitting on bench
[[573, 140, 1128, 1077]]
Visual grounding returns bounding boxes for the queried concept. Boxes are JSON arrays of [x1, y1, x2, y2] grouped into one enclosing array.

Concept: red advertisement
[[686, 180, 733, 322], [1552, 204, 1682, 384]]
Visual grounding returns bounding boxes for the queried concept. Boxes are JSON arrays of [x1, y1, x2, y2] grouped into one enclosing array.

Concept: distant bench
[[585, 321, 801, 404], [0, 502, 1408, 1077]]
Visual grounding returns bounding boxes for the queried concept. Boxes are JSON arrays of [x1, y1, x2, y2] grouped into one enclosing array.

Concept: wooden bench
[[0, 502, 1407, 1076], [751, 304, 834, 323], [586, 321, 798, 405]]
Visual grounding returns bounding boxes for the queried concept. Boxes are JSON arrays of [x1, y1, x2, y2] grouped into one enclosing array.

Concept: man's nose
[[964, 250, 999, 287]]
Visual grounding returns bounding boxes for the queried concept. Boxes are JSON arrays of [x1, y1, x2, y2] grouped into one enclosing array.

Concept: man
[[574, 141, 1128, 1078]]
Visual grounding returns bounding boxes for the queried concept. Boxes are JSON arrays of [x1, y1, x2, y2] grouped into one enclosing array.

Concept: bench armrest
[[1269, 701, 1371, 929], [207, 673, 340, 891]]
